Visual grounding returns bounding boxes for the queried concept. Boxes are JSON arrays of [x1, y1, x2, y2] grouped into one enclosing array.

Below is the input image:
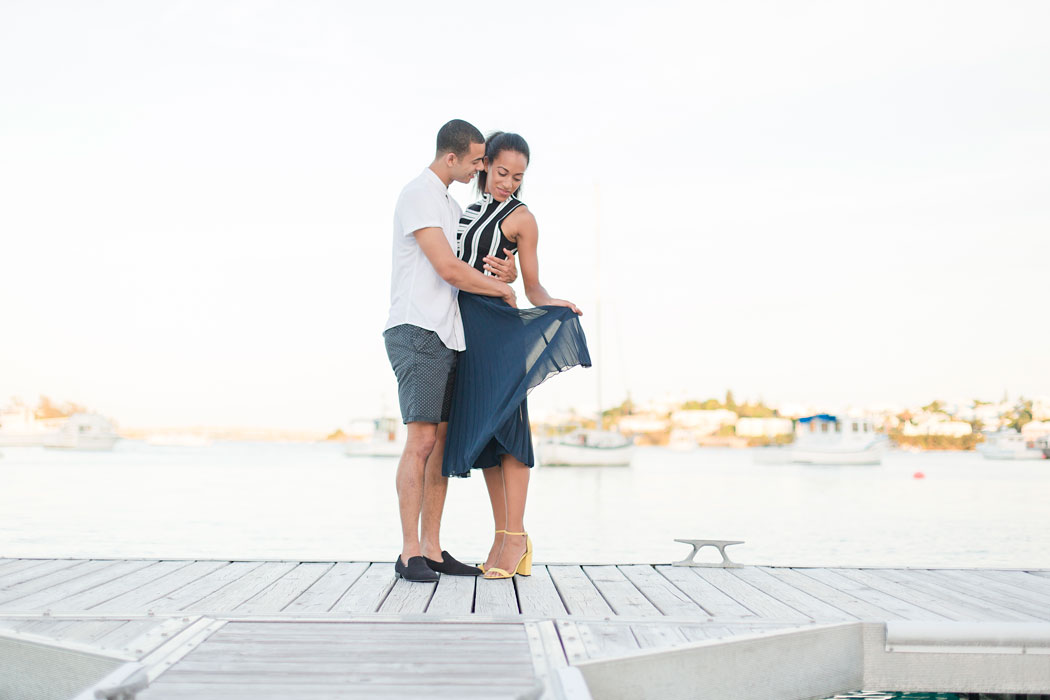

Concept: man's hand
[[483, 248, 518, 283]]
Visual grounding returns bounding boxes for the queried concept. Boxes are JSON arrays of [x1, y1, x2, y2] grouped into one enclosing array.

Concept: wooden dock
[[1, 557, 1049, 698]]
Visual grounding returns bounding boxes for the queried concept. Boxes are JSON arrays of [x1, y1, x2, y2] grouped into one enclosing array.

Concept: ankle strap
[[503, 531, 527, 536], [495, 529, 507, 534]]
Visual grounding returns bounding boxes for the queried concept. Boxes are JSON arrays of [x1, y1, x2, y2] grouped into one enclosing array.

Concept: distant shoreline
[[119, 427, 330, 443]]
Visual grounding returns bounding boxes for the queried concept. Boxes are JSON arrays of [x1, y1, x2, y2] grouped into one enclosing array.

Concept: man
[[383, 119, 517, 582]]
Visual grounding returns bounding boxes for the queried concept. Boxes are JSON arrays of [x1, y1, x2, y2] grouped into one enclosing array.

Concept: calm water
[[1, 442, 1047, 567]]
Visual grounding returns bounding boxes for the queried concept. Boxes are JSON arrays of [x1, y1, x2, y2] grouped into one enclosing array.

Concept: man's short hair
[[436, 119, 484, 158]]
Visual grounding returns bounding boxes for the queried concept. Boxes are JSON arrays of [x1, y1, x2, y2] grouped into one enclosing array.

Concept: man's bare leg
[[396, 422, 437, 563], [419, 421, 449, 561]]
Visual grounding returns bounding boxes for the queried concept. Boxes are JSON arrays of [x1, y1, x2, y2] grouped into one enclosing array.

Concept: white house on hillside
[[735, 417, 793, 437], [670, 409, 738, 436]]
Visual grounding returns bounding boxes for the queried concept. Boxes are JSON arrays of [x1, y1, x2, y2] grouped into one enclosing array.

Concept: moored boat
[[977, 430, 1045, 460], [43, 413, 120, 451], [345, 417, 405, 458], [789, 414, 886, 465], [536, 429, 634, 466]]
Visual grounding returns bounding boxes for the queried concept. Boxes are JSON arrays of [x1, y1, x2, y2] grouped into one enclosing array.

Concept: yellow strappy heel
[[480, 530, 507, 574], [483, 531, 532, 580]]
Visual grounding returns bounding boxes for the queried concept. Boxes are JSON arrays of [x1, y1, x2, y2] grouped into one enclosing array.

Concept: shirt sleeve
[[398, 188, 445, 238]]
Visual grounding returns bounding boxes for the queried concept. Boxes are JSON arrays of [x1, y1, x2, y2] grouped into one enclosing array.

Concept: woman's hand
[[547, 298, 582, 315], [483, 248, 518, 283]]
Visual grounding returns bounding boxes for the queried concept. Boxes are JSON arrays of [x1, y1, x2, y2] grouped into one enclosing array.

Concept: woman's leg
[[482, 465, 507, 570], [487, 454, 530, 575]]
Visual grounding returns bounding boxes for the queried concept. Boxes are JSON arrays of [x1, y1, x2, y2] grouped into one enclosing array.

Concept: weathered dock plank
[[576, 621, 640, 657], [0, 559, 31, 576], [909, 568, 1050, 620], [9, 618, 84, 638], [655, 565, 757, 620], [971, 569, 1050, 599], [0, 559, 109, 605], [692, 568, 809, 621], [794, 567, 950, 621], [93, 619, 166, 649], [761, 567, 904, 621], [583, 566, 661, 618], [514, 565, 567, 617], [46, 560, 193, 611], [148, 561, 262, 613], [0, 559, 85, 584], [628, 621, 690, 649], [235, 563, 333, 614], [379, 577, 436, 614], [330, 562, 395, 613], [184, 562, 298, 613], [138, 620, 538, 700], [618, 565, 706, 619], [92, 560, 229, 613], [474, 576, 519, 616], [424, 572, 475, 615], [730, 566, 857, 622], [835, 568, 1028, 622], [0, 560, 156, 610], [141, 682, 517, 699], [284, 562, 369, 613], [547, 566, 613, 617]]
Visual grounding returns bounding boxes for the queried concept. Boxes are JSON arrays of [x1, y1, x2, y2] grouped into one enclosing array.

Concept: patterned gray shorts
[[383, 324, 458, 424]]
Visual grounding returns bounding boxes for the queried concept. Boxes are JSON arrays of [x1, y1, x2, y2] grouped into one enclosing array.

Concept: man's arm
[[414, 228, 517, 307]]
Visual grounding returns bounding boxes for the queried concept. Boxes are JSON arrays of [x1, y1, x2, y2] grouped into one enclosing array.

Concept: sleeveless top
[[455, 194, 526, 272]]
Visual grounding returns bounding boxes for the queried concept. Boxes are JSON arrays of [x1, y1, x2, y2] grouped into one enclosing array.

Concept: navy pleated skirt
[[442, 292, 592, 478]]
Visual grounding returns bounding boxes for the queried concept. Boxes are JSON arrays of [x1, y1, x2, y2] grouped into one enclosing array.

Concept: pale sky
[[2, 1, 1048, 429]]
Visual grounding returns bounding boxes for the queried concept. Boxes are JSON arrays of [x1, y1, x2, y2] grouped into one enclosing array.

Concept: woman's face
[[485, 149, 528, 201]]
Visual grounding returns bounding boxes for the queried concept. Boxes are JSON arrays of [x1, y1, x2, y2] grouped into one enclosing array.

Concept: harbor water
[[1, 442, 1047, 568]]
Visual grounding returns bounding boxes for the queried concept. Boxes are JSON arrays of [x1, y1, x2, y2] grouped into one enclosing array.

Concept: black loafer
[[394, 555, 439, 582], [424, 551, 483, 577]]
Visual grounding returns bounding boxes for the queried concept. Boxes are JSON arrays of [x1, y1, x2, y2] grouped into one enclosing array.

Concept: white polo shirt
[[384, 167, 466, 351]]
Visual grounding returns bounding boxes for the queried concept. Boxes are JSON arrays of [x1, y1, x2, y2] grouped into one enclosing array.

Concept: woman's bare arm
[[508, 208, 581, 315]]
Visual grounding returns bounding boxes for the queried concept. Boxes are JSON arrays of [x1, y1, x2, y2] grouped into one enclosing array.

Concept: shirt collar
[[422, 167, 449, 193]]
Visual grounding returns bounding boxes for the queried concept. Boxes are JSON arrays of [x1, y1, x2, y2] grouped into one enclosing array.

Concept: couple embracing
[[382, 119, 591, 583]]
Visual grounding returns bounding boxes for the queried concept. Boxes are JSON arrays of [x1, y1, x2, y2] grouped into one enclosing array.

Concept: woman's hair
[[476, 131, 530, 198]]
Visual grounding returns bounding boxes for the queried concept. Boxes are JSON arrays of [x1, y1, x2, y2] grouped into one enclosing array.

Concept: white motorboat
[[537, 429, 634, 466], [345, 417, 405, 458], [789, 414, 886, 465], [43, 413, 120, 451], [977, 430, 1045, 460]]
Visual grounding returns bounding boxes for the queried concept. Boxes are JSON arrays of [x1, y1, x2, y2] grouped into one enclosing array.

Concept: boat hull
[[976, 445, 1046, 460], [345, 441, 404, 458], [537, 442, 634, 467], [43, 436, 119, 451], [789, 443, 884, 466]]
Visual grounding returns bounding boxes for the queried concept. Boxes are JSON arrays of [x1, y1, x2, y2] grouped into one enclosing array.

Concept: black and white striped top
[[455, 194, 526, 273]]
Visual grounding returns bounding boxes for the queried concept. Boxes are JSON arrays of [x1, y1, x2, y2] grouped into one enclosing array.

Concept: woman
[[442, 132, 590, 580]]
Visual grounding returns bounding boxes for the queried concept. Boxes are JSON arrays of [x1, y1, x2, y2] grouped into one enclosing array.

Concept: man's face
[[450, 142, 486, 184]]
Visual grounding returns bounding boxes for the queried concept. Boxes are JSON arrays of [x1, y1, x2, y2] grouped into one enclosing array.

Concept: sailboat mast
[[594, 182, 603, 432]]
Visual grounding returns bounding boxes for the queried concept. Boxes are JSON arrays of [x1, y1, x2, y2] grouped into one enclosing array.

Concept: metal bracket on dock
[[672, 539, 744, 568]]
